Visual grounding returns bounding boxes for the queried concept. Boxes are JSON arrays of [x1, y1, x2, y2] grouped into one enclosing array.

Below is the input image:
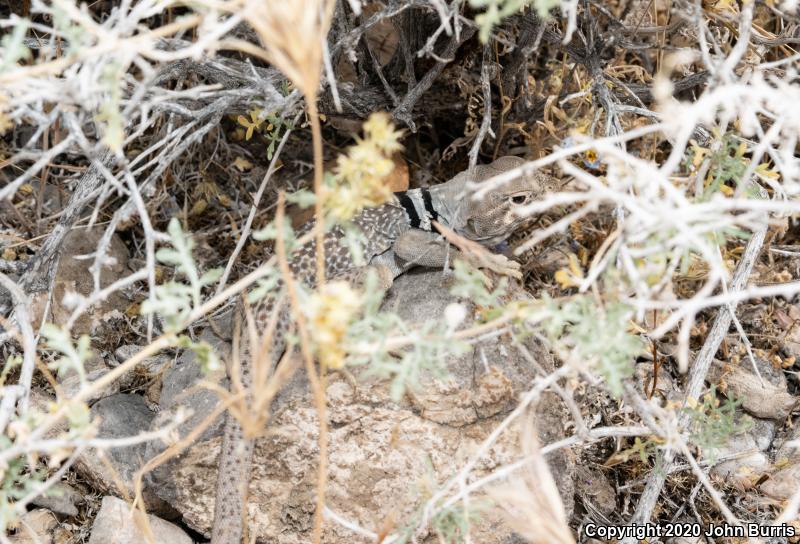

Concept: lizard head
[[459, 156, 558, 246]]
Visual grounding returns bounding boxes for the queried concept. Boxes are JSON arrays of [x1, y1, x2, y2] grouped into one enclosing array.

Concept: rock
[[689, 355, 788, 490], [113, 344, 174, 389], [30, 482, 81, 517], [88, 496, 192, 544], [10, 509, 58, 544], [146, 270, 575, 542], [113, 344, 140, 365], [74, 394, 170, 514], [706, 379, 779, 489], [147, 325, 229, 447], [707, 357, 796, 420], [382, 272, 555, 427], [141, 317, 241, 514], [166, 385, 565, 543], [751, 416, 778, 452], [31, 226, 130, 334], [776, 303, 800, 360], [774, 424, 800, 464], [709, 428, 771, 490], [60, 366, 120, 405], [633, 361, 680, 405], [666, 537, 704, 544], [760, 462, 800, 501], [574, 466, 616, 517]]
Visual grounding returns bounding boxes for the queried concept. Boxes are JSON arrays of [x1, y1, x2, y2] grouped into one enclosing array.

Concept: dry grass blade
[[488, 414, 574, 544], [235, 0, 335, 99], [274, 192, 330, 544]]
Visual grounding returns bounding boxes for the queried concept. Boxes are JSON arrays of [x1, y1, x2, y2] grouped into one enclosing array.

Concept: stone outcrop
[[143, 270, 576, 542]]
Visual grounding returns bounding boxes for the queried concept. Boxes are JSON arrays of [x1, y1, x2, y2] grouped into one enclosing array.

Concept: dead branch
[[392, 26, 477, 131]]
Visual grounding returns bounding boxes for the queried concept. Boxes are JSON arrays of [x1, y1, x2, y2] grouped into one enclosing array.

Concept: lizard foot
[[461, 245, 522, 279], [432, 221, 523, 281]]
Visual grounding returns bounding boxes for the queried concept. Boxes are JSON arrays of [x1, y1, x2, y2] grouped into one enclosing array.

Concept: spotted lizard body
[[210, 155, 557, 543]]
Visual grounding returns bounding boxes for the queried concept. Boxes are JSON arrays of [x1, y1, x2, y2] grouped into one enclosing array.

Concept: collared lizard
[[210, 155, 558, 543]]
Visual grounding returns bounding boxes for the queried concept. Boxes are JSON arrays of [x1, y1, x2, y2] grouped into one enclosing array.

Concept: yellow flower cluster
[[306, 281, 362, 369], [325, 112, 404, 221]]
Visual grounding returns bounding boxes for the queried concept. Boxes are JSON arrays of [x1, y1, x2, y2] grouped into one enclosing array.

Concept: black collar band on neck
[[395, 188, 440, 231], [395, 191, 421, 228], [421, 188, 438, 223]]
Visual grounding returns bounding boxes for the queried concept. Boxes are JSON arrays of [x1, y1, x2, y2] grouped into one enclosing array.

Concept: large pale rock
[[706, 411, 778, 490], [10, 509, 58, 544], [707, 356, 796, 421], [30, 226, 129, 334], [574, 465, 616, 517], [709, 428, 771, 490], [88, 496, 192, 544], [705, 354, 790, 488], [146, 270, 575, 543]]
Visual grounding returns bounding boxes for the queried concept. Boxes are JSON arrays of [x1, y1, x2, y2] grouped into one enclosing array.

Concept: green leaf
[[167, 217, 187, 246], [253, 221, 278, 241], [0, 19, 32, 72], [247, 272, 282, 304], [65, 401, 91, 431], [286, 189, 317, 209], [41, 324, 93, 381], [155, 248, 183, 265], [531, 296, 642, 397], [177, 336, 222, 374], [200, 268, 223, 287], [252, 218, 296, 251]]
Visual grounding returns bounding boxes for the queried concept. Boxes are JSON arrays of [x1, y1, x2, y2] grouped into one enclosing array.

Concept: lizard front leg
[[392, 228, 454, 269], [392, 227, 522, 279], [432, 221, 522, 279]]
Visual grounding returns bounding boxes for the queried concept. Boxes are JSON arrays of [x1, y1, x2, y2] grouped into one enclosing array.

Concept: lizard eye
[[510, 194, 529, 205]]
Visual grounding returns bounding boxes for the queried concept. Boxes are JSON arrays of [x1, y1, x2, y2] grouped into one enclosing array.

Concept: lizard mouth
[[462, 215, 532, 246], [460, 225, 513, 247]]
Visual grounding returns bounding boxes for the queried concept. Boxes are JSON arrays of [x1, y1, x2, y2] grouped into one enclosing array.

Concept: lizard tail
[[211, 414, 255, 544]]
